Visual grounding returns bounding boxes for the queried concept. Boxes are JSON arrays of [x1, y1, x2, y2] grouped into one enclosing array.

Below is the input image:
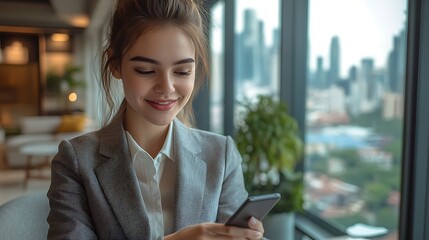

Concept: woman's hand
[[164, 217, 264, 240], [247, 217, 264, 237]]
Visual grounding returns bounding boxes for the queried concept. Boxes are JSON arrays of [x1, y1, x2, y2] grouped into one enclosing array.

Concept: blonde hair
[[101, 0, 209, 126]]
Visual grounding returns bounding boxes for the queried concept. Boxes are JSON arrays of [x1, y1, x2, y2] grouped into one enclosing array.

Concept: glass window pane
[[210, 1, 225, 134], [305, 1, 407, 239], [234, 0, 280, 123]]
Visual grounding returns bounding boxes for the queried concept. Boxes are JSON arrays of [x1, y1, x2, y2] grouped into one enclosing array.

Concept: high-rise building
[[348, 66, 357, 82], [241, 9, 259, 82], [256, 20, 266, 86], [329, 36, 340, 86], [387, 28, 407, 93], [315, 56, 326, 89], [361, 58, 375, 100], [383, 92, 404, 120], [235, 8, 276, 99]]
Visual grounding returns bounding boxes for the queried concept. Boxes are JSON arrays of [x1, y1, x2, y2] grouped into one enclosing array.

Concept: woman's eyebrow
[[129, 56, 194, 65], [173, 58, 195, 65], [129, 56, 160, 65]]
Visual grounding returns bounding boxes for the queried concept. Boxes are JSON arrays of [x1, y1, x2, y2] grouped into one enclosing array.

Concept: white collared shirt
[[126, 122, 175, 238]]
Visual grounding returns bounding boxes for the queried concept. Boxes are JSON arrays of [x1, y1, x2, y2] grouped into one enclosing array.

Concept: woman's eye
[[175, 71, 191, 76], [135, 69, 155, 75]]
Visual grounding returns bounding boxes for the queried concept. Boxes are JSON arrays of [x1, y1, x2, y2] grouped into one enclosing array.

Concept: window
[[304, 0, 408, 238], [206, 0, 429, 238], [234, 0, 280, 123]]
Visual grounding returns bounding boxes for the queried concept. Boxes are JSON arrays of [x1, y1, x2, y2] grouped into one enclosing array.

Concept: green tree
[[337, 161, 379, 187], [330, 149, 360, 168], [306, 153, 328, 173], [383, 139, 402, 165], [374, 207, 399, 230], [365, 182, 390, 211]]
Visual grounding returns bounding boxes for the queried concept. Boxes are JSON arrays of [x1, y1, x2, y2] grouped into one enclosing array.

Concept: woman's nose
[[154, 74, 174, 94]]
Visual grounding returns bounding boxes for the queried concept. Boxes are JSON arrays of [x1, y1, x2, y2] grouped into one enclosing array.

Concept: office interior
[[0, 0, 428, 239]]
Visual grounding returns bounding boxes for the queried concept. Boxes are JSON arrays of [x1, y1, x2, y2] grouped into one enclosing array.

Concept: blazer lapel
[[173, 120, 207, 230], [95, 109, 151, 240]]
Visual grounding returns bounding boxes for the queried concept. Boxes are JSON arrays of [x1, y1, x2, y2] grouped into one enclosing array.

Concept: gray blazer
[[47, 110, 248, 240]]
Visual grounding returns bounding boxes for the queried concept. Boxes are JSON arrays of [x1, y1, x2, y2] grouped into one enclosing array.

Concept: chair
[[0, 191, 49, 240]]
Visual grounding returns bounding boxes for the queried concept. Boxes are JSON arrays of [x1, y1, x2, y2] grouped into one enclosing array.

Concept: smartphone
[[225, 193, 281, 228]]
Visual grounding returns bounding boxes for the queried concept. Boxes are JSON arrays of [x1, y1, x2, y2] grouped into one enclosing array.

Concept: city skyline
[[234, 0, 407, 77], [213, 4, 407, 103], [309, 0, 407, 76]]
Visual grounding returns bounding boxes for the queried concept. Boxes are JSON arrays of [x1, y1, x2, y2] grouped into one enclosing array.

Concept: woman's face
[[116, 25, 196, 127]]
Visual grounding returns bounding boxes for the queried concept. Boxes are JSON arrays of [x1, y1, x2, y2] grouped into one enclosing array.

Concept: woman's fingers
[[166, 222, 263, 240], [202, 222, 264, 239], [220, 224, 262, 239], [247, 217, 264, 239]]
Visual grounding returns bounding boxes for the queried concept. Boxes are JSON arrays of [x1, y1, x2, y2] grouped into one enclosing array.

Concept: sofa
[[5, 114, 93, 168]]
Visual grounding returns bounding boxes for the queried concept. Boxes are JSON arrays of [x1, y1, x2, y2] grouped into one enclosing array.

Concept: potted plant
[[46, 64, 86, 94], [46, 64, 86, 113], [235, 95, 304, 239]]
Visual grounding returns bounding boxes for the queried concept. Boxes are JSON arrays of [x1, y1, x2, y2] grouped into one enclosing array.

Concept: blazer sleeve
[[47, 140, 97, 239], [216, 136, 249, 223]]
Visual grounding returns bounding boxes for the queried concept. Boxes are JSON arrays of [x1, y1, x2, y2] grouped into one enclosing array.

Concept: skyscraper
[[348, 66, 357, 82], [329, 36, 340, 86], [315, 56, 326, 89], [241, 9, 259, 82], [387, 28, 406, 93], [361, 58, 375, 100]]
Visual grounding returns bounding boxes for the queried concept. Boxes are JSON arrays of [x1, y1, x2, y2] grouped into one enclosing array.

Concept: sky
[[308, 0, 407, 76], [213, 0, 407, 77]]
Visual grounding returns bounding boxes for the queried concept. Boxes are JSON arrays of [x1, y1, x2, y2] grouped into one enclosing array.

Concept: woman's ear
[[108, 49, 122, 79], [111, 67, 122, 79], [110, 62, 122, 79]]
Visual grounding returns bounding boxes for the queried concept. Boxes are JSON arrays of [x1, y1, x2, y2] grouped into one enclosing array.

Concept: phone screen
[[225, 193, 281, 228]]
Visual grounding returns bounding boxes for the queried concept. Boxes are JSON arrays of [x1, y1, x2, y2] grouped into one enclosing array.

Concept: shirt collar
[[125, 122, 174, 161]]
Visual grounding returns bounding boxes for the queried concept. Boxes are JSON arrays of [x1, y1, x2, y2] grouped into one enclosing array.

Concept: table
[[19, 142, 58, 188]]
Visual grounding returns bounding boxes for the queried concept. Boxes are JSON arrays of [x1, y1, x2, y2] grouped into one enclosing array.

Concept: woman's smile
[[145, 99, 178, 111]]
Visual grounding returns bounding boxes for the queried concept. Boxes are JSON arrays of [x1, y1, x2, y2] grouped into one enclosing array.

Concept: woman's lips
[[146, 99, 177, 111]]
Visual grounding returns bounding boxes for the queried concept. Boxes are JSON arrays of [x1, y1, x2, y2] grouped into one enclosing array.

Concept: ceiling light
[[70, 16, 89, 28], [51, 33, 69, 42]]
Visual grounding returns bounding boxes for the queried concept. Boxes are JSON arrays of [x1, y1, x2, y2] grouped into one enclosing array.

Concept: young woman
[[47, 0, 265, 239]]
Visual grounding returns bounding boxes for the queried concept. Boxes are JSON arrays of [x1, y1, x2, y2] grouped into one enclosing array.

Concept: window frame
[[399, 0, 429, 239]]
